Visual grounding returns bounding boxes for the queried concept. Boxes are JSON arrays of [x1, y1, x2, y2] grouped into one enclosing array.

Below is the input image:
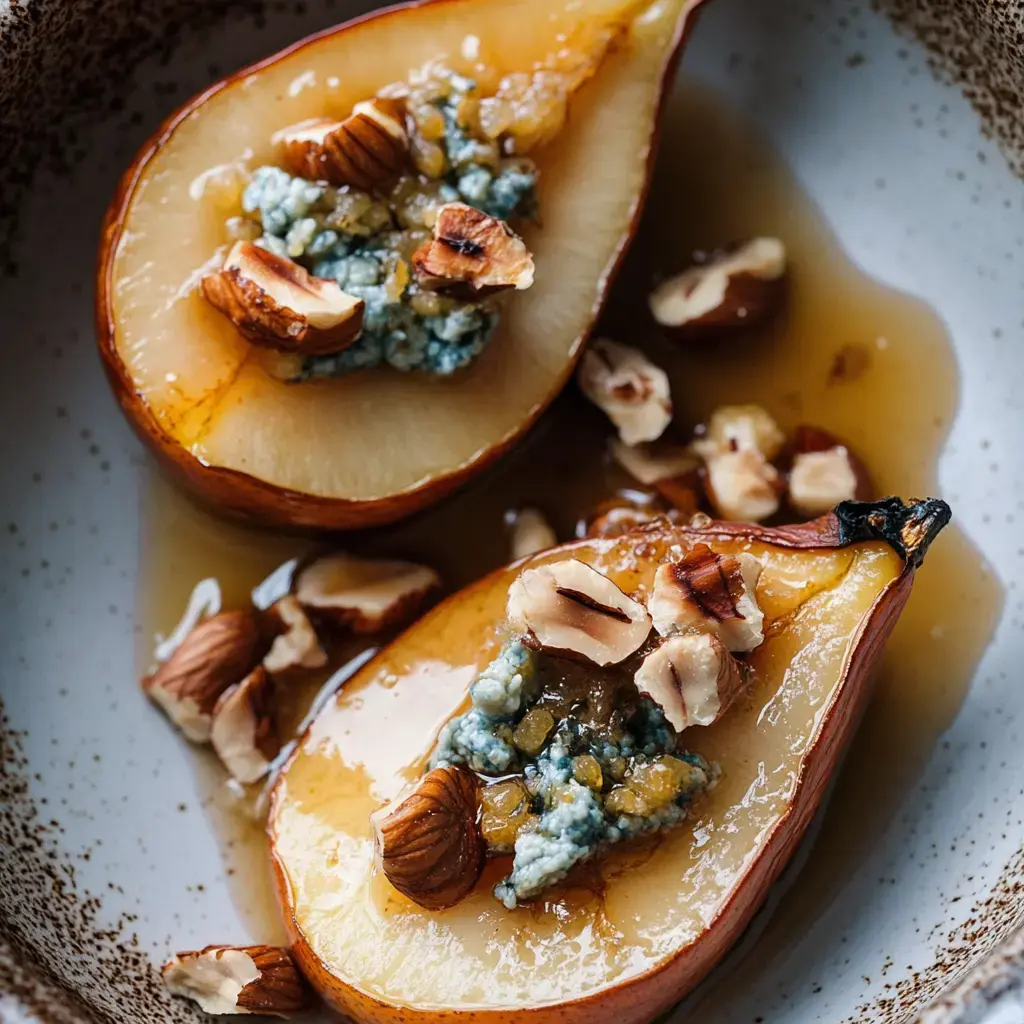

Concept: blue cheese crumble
[[430, 641, 714, 908], [237, 68, 538, 379]]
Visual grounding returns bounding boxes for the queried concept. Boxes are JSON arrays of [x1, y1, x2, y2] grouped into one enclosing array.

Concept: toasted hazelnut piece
[[693, 404, 786, 462], [412, 202, 535, 295], [210, 667, 279, 784], [634, 633, 747, 730], [262, 595, 327, 676], [273, 97, 409, 190], [650, 544, 765, 652], [371, 765, 484, 910], [143, 610, 264, 743], [162, 943, 311, 1016], [789, 448, 860, 518], [201, 241, 364, 355], [610, 438, 702, 511], [703, 448, 782, 523], [648, 237, 786, 335], [506, 559, 651, 666], [294, 552, 440, 634], [578, 339, 673, 446], [507, 508, 558, 561], [784, 424, 872, 519]]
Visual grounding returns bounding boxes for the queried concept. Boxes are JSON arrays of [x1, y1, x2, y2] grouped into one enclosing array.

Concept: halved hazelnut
[[371, 765, 484, 910], [784, 424, 872, 518], [577, 338, 673, 446], [143, 610, 265, 743], [412, 202, 535, 295], [210, 666, 279, 784], [610, 438, 702, 512], [648, 237, 786, 335], [650, 544, 765, 652], [162, 943, 311, 1016], [262, 595, 327, 676], [294, 552, 440, 634], [507, 508, 558, 561], [506, 558, 651, 666], [634, 633, 747, 730], [273, 98, 409, 190], [201, 241, 365, 355]]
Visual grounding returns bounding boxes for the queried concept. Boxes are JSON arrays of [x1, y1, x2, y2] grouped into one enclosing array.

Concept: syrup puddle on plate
[[137, 80, 1002, 972]]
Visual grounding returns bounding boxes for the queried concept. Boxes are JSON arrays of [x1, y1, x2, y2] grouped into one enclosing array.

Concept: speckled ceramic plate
[[2, 1, 1024, 1022]]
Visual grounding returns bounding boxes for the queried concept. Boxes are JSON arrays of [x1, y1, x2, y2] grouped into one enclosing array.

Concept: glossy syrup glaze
[[138, 81, 1002, 973]]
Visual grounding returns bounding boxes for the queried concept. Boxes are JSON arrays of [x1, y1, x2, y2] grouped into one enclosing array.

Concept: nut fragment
[[143, 610, 264, 743], [785, 424, 871, 518], [294, 552, 440, 634], [507, 508, 558, 560], [634, 634, 746, 731], [412, 202, 535, 295], [210, 667, 279, 784], [649, 544, 765, 652], [789, 448, 859, 518], [703, 448, 782, 522], [371, 765, 484, 910], [506, 559, 652, 666], [201, 241, 365, 355], [162, 944, 310, 1016], [273, 98, 409, 190], [578, 339, 673, 446], [262, 595, 327, 676], [648, 237, 786, 334], [610, 438, 702, 512], [693, 405, 785, 462]]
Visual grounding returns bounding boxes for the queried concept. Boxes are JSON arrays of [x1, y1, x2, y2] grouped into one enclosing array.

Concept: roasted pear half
[[97, 0, 704, 530], [269, 497, 950, 1024]]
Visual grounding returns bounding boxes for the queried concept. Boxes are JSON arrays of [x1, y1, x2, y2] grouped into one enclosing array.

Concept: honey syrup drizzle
[[138, 81, 1002, 971]]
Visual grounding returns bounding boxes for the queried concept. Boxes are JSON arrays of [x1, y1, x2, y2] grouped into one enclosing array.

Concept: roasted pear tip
[[834, 496, 952, 568]]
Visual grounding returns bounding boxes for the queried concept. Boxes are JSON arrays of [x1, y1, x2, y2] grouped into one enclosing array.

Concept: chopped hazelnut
[[162, 944, 311, 1016], [507, 508, 558, 561], [371, 765, 484, 910], [506, 558, 651, 666], [784, 424, 872, 518], [210, 666, 279, 784], [703, 448, 782, 523], [143, 610, 265, 743], [262, 595, 327, 676], [648, 237, 787, 335], [649, 544, 765, 652], [294, 552, 439, 634], [693, 405, 785, 462], [788, 448, 860, 518], [201, 241, 364, 355], [634, 633, 747, 730], [273, 97, 409, 190], [412, 202, 535, 295], [692, 405, 784, 522], [578, 339, 673, 446]]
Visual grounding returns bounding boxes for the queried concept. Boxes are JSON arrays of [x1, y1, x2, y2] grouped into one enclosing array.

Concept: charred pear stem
[[834, 497, 952, 569]]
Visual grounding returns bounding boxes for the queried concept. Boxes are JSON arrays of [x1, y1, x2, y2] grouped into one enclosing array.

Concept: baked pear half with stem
[[97, 0, 705, 530], [269, 496, 950, 1024]]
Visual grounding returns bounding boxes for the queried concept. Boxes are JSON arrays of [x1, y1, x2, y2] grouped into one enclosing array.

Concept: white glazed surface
[[1, 1, 1022, 1022]]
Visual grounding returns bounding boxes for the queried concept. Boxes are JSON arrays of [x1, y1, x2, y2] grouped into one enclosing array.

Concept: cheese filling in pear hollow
[[207, 31, 619, 382]]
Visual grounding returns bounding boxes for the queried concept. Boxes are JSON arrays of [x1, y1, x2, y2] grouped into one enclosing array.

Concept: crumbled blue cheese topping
[[430, 641, 539, 774], [430, 641, 714, 908], [238, 72, 538, 379]]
